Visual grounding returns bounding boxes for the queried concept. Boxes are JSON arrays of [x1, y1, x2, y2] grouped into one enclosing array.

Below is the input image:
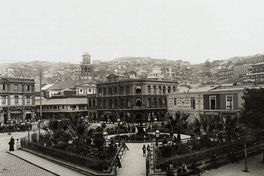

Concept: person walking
[[142, 144, 146, 156], [121, 140, 129, 151], [16, 138, 21, 150], [8, 136, 15, 151], [147, 144, 151, 153], [116, 155, 122, 168], [181, 162, 187, 174]]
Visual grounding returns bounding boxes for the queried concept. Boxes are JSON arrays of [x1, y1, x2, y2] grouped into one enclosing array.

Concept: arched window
[[109, 99, 112, 108], [136, 99, 142, 106], [135, 85, 142, 94], [114, 99, 118, 107], [148, 86, 151, 94], [159, 98, 162, 107], [153, 98, 157, 107], [159, 86, 162, 94], [98, 89, 102, 96], [148, 98, 152, 107], [108, 87, 112, 95], [168, 87, 171, 93], [120, 87, 124, 95], [114, 87, 117, 95], [103, 88, 107, 95], [126, 86, 130, 95], [120, 98, 124, 108]]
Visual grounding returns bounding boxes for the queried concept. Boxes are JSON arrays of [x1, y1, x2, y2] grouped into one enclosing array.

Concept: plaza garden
[[18, 88, 264, 176]]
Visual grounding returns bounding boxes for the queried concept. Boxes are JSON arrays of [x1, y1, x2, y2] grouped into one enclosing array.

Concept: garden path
[[117, 143, 150, 176]]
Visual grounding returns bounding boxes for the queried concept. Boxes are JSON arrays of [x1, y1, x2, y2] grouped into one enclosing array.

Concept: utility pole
[[39, 68, 43, 121]]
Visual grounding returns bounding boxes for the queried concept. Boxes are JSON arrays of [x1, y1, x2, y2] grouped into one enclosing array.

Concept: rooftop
[[0, 77, 35, 83], [47, 80, 94, 90], [35, 96, 87, 105]]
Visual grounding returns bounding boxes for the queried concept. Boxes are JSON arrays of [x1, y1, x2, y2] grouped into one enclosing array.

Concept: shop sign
[[205, 111, 219, 115]]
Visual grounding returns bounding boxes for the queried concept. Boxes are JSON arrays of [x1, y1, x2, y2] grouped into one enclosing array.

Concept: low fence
[[20, 134, 125, 176], [147, 139, 264, 176]]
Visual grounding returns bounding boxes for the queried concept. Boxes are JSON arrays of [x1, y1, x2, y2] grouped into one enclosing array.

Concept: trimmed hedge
[[21, 139, 113, 172]]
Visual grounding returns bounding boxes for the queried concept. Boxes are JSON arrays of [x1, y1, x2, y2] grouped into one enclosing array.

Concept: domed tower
[[80, 52, 93, 80]]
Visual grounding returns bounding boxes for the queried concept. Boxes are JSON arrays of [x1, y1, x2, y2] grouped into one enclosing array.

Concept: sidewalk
[[117, 143, 150, 176], [7, 150, 85, 176], [203, 154, 264, 176]]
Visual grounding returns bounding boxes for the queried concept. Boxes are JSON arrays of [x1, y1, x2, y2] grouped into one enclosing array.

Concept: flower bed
[[21, 137, 116, 172]]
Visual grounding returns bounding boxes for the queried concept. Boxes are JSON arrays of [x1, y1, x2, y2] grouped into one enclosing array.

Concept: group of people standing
[[8, 136, 21, 151], [142, 144, 150, 156]]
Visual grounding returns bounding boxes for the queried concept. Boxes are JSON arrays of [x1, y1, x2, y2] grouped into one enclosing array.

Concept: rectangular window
[[148, 86, 151, 94], [191, 97, 195, 109], [1, 96, 6, 105], [148, 98, 151, 107], [209, 96, 216, 110], [15, 95, 19, 104], [174, 98, 177, 106], [88, 99, 92, 107], [14, 84, 18, 91], [26, 85, 30, 92], [168, 87, 171, 93], [1, 84, 6, 91], [126, 86, 130, 95], [26, 96, 30, 104], [226, 95, 233, 110], [120, 87, 124, 95]]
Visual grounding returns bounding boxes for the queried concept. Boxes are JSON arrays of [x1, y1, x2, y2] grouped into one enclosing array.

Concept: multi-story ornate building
[[95, 74, 177, 123], [167, 85, 245, 122], [215, 68, 234, 83], [0, 77, 35, 123], [244, 62, 264, 84], [35, 95, 88, 119]]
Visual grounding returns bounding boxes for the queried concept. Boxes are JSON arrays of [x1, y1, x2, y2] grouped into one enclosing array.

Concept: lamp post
[[148, 116, 151, 129], [38, 120, 41, 141], [117, 118, 121, 146], [27, 121, 31, 144], [103, 131, 108, 153], [155, 130, 160, 147], [155, 129, 160, 170], [242, 127, 249, 172]]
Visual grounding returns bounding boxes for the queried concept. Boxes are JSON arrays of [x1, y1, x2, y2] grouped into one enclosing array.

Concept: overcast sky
[[0, 0, 264, 64]]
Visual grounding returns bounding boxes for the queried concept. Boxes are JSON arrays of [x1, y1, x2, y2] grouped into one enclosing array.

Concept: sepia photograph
[[0, 0, 264, 176]]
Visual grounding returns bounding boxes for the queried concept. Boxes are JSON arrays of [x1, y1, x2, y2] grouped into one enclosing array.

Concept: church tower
[[80, 52, 93, 80]]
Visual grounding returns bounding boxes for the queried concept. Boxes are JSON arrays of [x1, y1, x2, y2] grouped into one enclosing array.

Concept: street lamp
[[148, 116, 151, 130], [103, 131, 108, 153], [155, 130, 160, 147], [27, 121, 31, 144], [242, 127, 249, 172], [38, 120, 41, 142], [154, 129, 160, 170], [117, 118, 121, 146]]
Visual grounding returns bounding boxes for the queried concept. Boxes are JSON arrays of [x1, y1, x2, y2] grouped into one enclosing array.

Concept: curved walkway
[[117, 143, 150, 176]]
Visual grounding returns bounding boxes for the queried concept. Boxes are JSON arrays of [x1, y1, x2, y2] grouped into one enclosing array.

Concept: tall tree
[[240, 88, 264, 130]]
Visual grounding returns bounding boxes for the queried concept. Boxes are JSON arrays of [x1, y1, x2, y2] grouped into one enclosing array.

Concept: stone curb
[[6, 150, 60, 176]]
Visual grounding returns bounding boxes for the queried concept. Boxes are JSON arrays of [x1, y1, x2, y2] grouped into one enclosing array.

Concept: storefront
[[1, 106, 35, 123]]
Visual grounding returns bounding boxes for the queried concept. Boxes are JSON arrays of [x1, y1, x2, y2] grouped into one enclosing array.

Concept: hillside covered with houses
[[0, 53, 264, 88]]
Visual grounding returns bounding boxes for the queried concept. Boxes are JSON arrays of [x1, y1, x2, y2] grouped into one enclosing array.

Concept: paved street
[[117, 143, 150, 176], [0, 131, 56, 176], [203, 154, 264, 176]]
